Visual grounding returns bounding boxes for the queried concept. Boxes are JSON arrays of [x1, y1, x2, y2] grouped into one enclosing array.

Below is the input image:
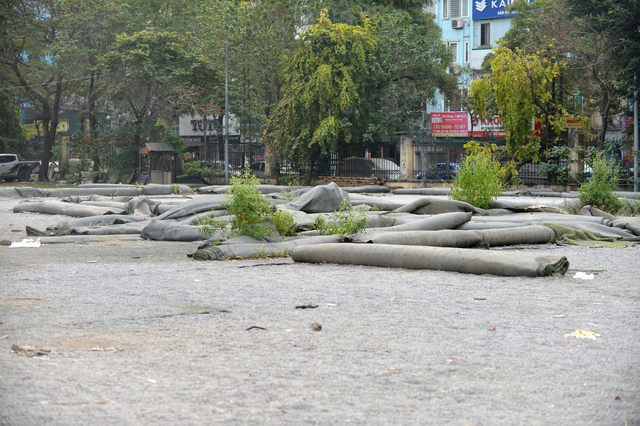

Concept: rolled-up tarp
[[190, 235, 342, 261], [66, 195, 134, 203], [291, 244, 569, 277], [46, 187, 141, 197], [141, 220, 208, 241], [155, 195, 228, 220], [140, 184, 191, 195], [13, 200, 126, 216], [392, 188, 452, 196], [46, 214, 149, 231], [613, 217, 640, 236], [470, 213, 611, 226], [348, 225, 555, 247], [343, 186, 390, 194], [392, 197, 488, 215], [457, 221, 528, 230], [71, 221, 149, 235], [353, 212, 472, 235]]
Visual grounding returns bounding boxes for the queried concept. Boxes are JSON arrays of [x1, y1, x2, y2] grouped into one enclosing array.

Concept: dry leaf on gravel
[[564, 329, 601, 340]]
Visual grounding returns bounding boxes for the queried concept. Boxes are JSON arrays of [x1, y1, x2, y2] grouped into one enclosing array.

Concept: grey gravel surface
[[1, 197, 639, 425]]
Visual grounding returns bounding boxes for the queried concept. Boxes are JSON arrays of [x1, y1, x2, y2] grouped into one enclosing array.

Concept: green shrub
[[272, 209, 298, 236], [578, 152, 623, 213], [171, 184, 182, 195], [450, 146, 503, 209], [312, 199, 370, 241], [223, 167, 272, 238], [198, 215, 227, 238]]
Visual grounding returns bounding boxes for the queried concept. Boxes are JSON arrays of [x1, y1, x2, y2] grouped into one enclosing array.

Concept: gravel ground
[[0, 196, 639, 425]]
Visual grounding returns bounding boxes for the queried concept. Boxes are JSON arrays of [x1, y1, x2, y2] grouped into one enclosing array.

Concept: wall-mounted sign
[[24, 120, 69, 138], [431, 112, 469, 137], [473, 0, 533, 20], [470, 115, 505, 138]]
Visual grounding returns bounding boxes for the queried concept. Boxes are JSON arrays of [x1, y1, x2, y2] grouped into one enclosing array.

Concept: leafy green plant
[[578, 152, 623, 213], [198, 215, 227, 238], [171, 184, 182, 195], [272, 209, 298, 236], [450, 143, 504, 209], [538, 145, 571, 184], [223, 166, 272, 238], [312, 199, 370, 241]]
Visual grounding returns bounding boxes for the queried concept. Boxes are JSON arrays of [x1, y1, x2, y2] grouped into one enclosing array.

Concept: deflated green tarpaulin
[[292, 244, 569, 277], [190, 235, 342, 260], [349, 225, 556, 247], [544, 223, 636, 248]]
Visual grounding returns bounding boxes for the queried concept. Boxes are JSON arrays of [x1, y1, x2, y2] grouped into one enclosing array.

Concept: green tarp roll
[[292, 244, 569, 277]]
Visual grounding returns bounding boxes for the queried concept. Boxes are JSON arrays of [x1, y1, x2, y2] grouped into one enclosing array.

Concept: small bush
[[223, 166, 272, 238], [272, 209, 298, 236], [450, 145, 503, 209], [312, 199, 370, 241], [578, 152, 623, 213]]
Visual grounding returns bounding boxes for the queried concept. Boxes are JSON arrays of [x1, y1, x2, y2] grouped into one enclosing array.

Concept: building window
[[464, 41, 470, 63], [480, 23, 491, 47], [445, 88, 468, 112], [447, 42, 458, 65], [443, 0, 469, 19]]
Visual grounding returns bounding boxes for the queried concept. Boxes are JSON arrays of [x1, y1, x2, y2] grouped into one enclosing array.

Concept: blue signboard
[[473, 0, 533, 20]]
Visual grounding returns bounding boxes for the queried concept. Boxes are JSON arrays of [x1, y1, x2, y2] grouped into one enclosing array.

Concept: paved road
[[1, 197, 639, 425]]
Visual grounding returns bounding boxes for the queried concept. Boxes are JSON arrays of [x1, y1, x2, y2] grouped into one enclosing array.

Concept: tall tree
[[0, 87, 27, 153], [0, 0, 66, 180], [470, 47, 564, 181], [263, 12, 385, 181], [98, 30, 220, 151], [502, 0, 627, 147]]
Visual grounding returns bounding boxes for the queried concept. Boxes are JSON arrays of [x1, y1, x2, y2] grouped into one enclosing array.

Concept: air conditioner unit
[[451, 19, 464, 29]]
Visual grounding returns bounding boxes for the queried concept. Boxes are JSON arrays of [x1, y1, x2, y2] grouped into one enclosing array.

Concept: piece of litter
[[573, 272, 595, 280], [0, 335, 9, 340], [552, 314, 567, 319], [10, 239, 41, 248], [147, 379, 156, 384], [564, 329, 601, 340], [86, 260, 98, 264]]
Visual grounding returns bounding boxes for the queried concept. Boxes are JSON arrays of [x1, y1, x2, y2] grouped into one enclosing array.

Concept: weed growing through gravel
[[224, 166, 272, 238], [313, 199, 370, 240], [272, 209, 298, 236], [578, 152, 623, 213], [450, 143, 503, 209]]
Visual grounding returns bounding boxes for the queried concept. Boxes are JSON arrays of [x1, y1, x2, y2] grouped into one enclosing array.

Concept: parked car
[[416, 163, 459, 180], [0, 154, 40, 182]]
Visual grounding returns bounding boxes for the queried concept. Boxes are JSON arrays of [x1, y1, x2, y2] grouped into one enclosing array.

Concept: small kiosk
[[139, 143, 175, 184]]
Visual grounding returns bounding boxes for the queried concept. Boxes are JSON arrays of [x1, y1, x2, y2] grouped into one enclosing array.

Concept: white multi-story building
[[428, 0, 533, 115]]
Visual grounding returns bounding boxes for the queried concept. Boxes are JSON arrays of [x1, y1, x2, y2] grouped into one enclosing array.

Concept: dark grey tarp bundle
[[46, 214, 149, 231], [155, 195, 228, 220], [357, 212, 473, 234], [46, 187, 142, 197], [392, 188, 452, 196], [190, 235, 342, 260], [392, 197, 488, 216], [350, 225, 556, 247], [13, 199, 126, 216], [292, 244, 569, 277], [141, 220, 209, 242], [343, 186, 390, 194], [285, 182, 347, 213]]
